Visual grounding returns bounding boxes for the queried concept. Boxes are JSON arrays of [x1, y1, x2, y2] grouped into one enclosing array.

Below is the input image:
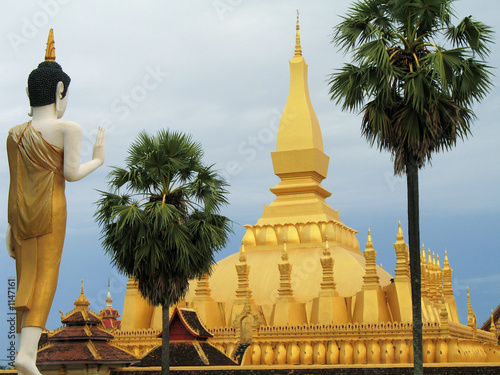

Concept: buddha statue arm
[[6, 224, 15, 259], [63, 123, 106, 182]]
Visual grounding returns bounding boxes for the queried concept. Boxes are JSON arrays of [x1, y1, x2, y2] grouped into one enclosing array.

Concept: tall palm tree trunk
[[407, 153, 423, 375], [161, 303, 170, 375]]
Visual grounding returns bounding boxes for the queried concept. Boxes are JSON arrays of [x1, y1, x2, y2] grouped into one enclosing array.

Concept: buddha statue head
[[27, 60, 70, 107], [26, 29, 71, 118]]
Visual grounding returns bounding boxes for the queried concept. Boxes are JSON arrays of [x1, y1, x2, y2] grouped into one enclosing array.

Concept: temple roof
[[159, 307, 212, 340], [61, 281, 102, 325], [50, 326, 113, 341], [481, 303, 500, 332], [37, 283, 136, 366], [37, 341, 136, 365], [61, 310, 102, 326], [99, 282, 122, 330], [136, 342, 235, 367], [133, 307, 233, 367]]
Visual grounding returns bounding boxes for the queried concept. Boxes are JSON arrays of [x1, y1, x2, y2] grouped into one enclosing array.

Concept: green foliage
[[329, 0, 493, 174], [95, 129, 232, 307]]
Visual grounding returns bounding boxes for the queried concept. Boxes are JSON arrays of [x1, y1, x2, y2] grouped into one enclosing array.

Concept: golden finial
[[366, 228, 373, 249], [443, 250, 450, 268], [396, 221, 404, 242], [281, 242, 289, 262], [75, 279, 90, 308], [294, 10, 302, 57], [436, 254, 441, 269], [467, 287, 473, 313], [323, 235, 331, 256], [239, 243, 247, 263], [45, 28, 56, 61]]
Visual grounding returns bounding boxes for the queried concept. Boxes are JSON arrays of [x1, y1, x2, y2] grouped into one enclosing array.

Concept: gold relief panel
[[242, 226, 256, 246], [323, 221, 337, 242], [301, 222, 322, 243], [278, 224, 300, 244], [313, 342, 326, 364], [256, 225, 278, 246]]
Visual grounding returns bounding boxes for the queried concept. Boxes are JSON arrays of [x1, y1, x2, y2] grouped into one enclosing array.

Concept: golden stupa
[[115, 17, 500, 366]]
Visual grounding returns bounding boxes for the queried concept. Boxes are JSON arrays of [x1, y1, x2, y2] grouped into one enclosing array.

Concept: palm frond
[[94, 129, 232, 308], [446, 16, 494, 58]]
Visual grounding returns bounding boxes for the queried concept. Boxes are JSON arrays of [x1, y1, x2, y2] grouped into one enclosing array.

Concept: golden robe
[[7, 121, 66, 332]]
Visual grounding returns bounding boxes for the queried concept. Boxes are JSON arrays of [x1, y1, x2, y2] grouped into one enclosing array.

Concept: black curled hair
[[27, 61, 71, 107]]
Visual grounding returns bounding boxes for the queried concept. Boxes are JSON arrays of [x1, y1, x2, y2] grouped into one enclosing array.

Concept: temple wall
[[109, 365, 500, 375], [112, 320, 500, 366]]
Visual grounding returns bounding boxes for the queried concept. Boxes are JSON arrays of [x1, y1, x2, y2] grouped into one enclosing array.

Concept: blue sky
[[0, 1, 499, 360]]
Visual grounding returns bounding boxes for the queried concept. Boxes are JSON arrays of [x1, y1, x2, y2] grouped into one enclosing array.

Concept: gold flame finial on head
[[294, 10, 302, 57], [45, 28, 56, 61]]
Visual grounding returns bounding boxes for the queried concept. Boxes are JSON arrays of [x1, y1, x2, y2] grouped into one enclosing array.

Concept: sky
[[0, 0, 499, 361]]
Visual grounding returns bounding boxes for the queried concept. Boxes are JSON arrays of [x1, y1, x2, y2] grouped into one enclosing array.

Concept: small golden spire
[[396, 221, 404, 242], [467, 287, 474, 316], [239, 243, 247, 263], [74, 279, 90, 309], [294, 10, 302, 57], [45, 28, 56, 61], [362, 228, 379, 290], [323, 235, 331, 256], [443, 250, 450, 268], [281, 242, 289, 262], [105, 278, 113, 308], [436, 254, 441, 269], [366, 228, 373, 249]]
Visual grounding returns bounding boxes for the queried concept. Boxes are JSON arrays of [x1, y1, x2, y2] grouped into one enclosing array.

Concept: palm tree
[[95, 130, 232, 375], [328, 0, 493, 373]]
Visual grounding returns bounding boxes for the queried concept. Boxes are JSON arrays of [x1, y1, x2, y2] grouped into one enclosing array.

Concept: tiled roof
[[198, 342, 237, 365], [481, 303, 500, 331], [37, 341, 136, 365], [50, 326, 113, 341], [61, 311, 101, 326], [179, 309, 212, 338], [135, 342, 235, 367], [159, 307, 212, 339], [38, 332, 49, 348]]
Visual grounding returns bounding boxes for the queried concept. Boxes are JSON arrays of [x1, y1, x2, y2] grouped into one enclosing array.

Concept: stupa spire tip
[[294, 10, 302, 57]]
